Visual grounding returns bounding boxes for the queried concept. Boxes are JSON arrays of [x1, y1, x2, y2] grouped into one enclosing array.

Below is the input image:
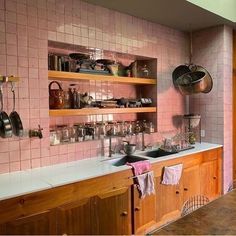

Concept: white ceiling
[[83, 0, 235, 32]]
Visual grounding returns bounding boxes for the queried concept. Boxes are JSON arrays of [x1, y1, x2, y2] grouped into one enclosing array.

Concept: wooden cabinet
[[57, 187, 131, 235], [57, 198, 94, 235], [200, 149, 222, 200], [0, 210, 57, 235], [155, 176, 183, 225], [95, 187, 131, 235], [0, 148, 222, 235], [133, 185, 157, 234], [182, 165, 200, 203]]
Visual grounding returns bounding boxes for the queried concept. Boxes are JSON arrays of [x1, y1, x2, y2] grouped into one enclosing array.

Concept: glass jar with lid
[[56, 125, 70, 143]]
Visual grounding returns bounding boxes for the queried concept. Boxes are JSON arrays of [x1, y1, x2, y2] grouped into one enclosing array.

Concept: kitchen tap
[[108, 136, 115, 157], [141, 131, 152, 151]]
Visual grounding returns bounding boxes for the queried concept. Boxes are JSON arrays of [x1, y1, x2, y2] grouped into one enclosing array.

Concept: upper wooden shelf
[[48, 70, 156, 85], [49, 107, 157, 117]]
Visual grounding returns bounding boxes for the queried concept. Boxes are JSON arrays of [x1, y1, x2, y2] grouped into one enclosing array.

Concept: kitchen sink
[[142, 148, 177, 158], [107, 156, 148, 167]]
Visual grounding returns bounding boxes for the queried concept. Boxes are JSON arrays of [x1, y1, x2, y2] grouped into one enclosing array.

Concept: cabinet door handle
[[121, 211, 128, 216], [213, 176, 217, 179], [184, 188, 188, 191], [135, 207, 141, 211], [176, 191, 179, 194]]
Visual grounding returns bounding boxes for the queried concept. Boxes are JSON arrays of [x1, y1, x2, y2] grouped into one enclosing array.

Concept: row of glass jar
[[50, 120, 155, 146]]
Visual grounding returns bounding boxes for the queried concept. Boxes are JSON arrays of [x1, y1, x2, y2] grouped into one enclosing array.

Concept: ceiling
[[83, 0, 235, 32]]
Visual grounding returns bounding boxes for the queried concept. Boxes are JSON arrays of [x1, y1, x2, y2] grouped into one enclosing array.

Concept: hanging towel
[[127, 160, 155, 198], [162, 164, 183, 185], [127, 160, 151, 176], [136, 171, 155, 198]]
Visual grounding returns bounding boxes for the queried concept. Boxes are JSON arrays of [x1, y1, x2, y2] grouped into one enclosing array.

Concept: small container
[[57, 125, 70, 143], [50, 129, 60, 145]]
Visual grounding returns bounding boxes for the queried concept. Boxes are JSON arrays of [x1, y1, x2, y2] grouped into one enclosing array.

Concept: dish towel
[[127, 160, 151, 176], [162, 163, 183, 185], [127, 160, 155, 198], [136, 171, 155, 198]]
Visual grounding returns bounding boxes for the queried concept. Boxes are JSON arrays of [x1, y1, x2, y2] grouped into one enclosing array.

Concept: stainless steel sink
[[107, 155, 148, 167], [142, 149, 177, 158]]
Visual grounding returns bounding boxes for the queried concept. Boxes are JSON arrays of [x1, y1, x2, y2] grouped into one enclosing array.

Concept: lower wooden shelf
[[49, 107, 157, 116]]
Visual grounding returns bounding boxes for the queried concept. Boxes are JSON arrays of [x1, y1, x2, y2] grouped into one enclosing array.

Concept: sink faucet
[[108, 136, 115, 157], [141, 131, 152, 151]]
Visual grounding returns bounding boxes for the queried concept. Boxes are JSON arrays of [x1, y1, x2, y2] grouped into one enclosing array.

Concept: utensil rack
[[0, 75, 20, 83]]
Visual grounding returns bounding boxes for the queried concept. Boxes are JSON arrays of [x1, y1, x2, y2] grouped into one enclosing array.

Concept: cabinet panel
[[0, 210, 56, 235], [57, 198, 93, 235], [182, 165, 200, 203], [95, 187, 131, 235], [133, 185, 157, 234], [200, 159, 219, 200], [155, 176, 182, 225]]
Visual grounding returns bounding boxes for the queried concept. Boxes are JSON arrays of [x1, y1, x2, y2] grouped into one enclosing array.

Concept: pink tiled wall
[[0, 0, 190, 174], [189, 26, 233, 192]]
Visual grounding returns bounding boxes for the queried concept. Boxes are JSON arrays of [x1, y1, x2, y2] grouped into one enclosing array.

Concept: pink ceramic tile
[[31, 158, 41, 168], [0, 152, 10, 164], [0, 163, 9, 174], [9, 151, 20, 162], [10, 161, 21, 172], [20, 159, 31, 170], [31, 148, 41, 159], [20, 150, 31, 161]]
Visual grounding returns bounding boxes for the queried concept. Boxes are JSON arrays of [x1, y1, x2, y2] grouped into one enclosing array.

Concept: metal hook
[[10, 82, 15, 111]]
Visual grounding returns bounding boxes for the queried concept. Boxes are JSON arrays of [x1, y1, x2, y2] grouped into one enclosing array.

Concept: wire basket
[[181, 195, 209, 217]]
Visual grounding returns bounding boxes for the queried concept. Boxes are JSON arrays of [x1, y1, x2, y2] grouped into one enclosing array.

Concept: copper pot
[[49, 81, 65, 109], [176, 65, 213, 95]]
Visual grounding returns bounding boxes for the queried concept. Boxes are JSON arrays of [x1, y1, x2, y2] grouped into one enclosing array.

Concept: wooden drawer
[[202, 149, 219, 162]]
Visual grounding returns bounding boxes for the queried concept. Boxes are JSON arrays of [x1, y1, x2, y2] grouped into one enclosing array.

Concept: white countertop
[[0, 142, 222, 201]]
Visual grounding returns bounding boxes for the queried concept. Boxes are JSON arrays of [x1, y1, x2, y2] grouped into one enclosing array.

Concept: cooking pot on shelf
[[49, 81, 65, 109]]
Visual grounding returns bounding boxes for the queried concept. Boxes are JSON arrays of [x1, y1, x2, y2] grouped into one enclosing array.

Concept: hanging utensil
[[9, 82, 23, 137], [172, 31, 213, 95], [0, 83, 13, 138]]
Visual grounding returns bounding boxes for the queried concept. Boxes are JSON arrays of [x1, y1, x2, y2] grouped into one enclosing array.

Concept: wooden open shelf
[[49, 107, 157, 117], [48, 70, 156, 85]]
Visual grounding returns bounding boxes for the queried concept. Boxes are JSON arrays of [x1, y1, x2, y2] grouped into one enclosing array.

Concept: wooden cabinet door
[[0, 210, 56, 235], [94, 187, 132, 235], [57, 198, 94, 235], [182, 165, 200, 203], [155, 176, 183, 225], [200, 159, 219, 200], [133, 185, 157, 234]]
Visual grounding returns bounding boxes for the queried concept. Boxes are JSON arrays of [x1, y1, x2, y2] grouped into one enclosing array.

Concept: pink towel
[[136, 171, 155, 198], [127, 160, 155, 198], [127, 160, 151, 176], [162, 164, 183, 185]]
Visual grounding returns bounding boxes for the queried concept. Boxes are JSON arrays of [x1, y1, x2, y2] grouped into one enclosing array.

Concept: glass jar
[[76, 124, 85, 142], [57, 125, 70, 143], [50, 129, 60, 145], [69, 126, 77, 143]]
